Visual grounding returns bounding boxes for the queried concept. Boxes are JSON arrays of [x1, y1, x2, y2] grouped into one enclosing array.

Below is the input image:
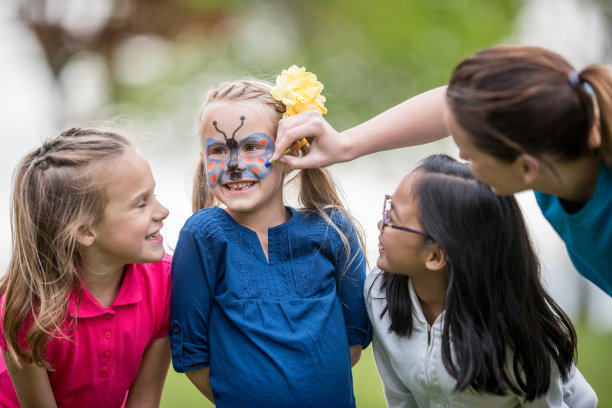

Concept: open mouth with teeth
[[224, 181, 256, 191], [146, 231, 161, 240]]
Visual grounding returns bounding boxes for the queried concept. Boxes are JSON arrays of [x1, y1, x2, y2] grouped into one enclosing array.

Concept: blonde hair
[[1, 127, 133, 369], [193, 80, 366, 277]]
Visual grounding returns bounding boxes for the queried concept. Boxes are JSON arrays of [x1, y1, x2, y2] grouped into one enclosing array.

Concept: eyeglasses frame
[[382, 194, 426, 236]]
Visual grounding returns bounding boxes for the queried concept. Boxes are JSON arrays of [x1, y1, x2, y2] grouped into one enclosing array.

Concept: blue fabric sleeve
[[330, 212, 373, 348], [169, 226, 216, 373]]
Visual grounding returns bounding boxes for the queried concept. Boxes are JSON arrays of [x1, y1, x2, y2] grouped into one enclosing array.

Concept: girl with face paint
[[169, 79, 372, 408]]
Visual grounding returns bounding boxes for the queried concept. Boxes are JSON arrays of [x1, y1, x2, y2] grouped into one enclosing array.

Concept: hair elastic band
[[583, 82, 596, 96], [568, 70, 581, 89]]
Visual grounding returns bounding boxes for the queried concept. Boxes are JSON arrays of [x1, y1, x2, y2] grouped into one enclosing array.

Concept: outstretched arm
[[125, 337, 171, 408], [2, 349, 57, 408], [274, 86, 449, 169]]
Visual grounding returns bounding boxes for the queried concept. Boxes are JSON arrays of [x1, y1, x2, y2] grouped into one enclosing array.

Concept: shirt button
[[101, 365, 108, 372], [105, 314, 113, 320], [173, 327, 180, 334], [104, 350, 111, 358], [104, 331, 111, 338]]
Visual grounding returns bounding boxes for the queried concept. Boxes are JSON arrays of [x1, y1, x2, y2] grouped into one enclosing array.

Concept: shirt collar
[[69, 264, 143, 318]]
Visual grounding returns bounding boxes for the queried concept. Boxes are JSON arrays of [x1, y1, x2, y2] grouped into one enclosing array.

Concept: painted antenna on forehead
[[232, 116, 245, 138], [212, 121, 227, 140], [212, 116, 246, 143]]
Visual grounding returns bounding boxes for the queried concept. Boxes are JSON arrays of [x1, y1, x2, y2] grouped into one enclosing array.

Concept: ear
[[76, 226, 96, 247], [424, 243, 446, 271], [517, 153, 540, 185]]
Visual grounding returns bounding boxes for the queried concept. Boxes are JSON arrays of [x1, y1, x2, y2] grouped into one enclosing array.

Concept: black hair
[[376, 154, 576, 401]]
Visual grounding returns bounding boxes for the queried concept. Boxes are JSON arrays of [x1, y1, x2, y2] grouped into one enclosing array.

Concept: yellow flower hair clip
[[265, 66, 326, 167], [270, 65, 327, 118]]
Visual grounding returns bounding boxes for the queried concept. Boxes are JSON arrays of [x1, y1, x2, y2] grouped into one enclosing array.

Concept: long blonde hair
[[193, 80, 366, 276], [1, 127, 132, 369]]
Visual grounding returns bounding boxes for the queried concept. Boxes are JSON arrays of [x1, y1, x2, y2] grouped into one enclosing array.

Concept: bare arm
[[2, 350, 57, 408], [274, 86, 449, 168], [185, 366, 214, 403], [349, 345, 362, 367], [124, 337, 171, 408]]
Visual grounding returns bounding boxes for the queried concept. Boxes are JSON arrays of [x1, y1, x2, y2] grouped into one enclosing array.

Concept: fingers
[[277, 153, 322, 170], [273, 111, 324, 160]]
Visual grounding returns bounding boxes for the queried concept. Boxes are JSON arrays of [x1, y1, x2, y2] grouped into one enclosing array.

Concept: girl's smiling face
[[85, 149, 169, 267], [205, 130, 274, 188], [201, 101, 285, 215], [377, 172, 433, 277]]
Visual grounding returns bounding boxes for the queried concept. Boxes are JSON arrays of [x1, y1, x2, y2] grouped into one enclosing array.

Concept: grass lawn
[[161, 325, 611, 407]]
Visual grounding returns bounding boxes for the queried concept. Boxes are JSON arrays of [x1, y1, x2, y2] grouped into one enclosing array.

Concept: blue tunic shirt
[[535, 162, 612, 296], [170, 206, 372, 408]]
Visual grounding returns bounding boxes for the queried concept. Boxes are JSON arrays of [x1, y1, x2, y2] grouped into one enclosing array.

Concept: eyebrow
[[128, 183, 156, 205]]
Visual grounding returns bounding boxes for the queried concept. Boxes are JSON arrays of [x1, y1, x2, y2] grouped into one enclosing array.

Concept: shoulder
[[182, 207, 225, 231], [180, 207, 231, 242], [365, 267, 384, 295], [295, 208, 356, 234]]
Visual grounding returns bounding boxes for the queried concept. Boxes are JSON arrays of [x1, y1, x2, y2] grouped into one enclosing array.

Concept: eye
[[242, 143, 262, 154], [208, 145, 227, 157]]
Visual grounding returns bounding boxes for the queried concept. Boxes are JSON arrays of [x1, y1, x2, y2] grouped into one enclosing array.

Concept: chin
[[376, 258, 387, 271]]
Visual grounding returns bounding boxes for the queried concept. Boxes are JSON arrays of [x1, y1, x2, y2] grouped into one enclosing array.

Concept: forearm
[[342, 86, 449, 161], [125, 338, 171, 408], [186, 366, 214, 403], [349, 345, 362, 367], [2, 350, 57, 408]]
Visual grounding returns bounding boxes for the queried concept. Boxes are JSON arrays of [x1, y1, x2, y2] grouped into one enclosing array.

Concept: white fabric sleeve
[[522, 363, 597, 407], [561, 364, 597, 407], [371, 335, 418, 408]]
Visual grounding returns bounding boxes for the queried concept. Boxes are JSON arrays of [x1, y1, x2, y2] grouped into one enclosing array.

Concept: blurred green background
[[2, 0, 612, 406]]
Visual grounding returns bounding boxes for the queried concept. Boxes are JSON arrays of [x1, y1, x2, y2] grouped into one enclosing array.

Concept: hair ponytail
[[295, 167, 366, 278], [581, 64, 612, 164], [192, 158, 216, 212]]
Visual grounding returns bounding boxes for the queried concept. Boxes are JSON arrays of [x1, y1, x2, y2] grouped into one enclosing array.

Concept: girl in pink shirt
[[0, 127, 171, 407]]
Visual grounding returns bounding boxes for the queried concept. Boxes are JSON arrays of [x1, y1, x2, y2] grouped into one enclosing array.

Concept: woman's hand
[[273, 111, 353, 169]]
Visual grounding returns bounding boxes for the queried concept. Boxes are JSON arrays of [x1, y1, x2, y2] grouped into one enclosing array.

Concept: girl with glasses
[[365, 154, 596, 407], [274, 45, 612, 298]]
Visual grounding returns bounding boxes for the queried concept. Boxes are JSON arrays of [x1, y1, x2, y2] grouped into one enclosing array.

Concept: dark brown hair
[[447, 45, 612, 164], [374, 154, 576, 401]]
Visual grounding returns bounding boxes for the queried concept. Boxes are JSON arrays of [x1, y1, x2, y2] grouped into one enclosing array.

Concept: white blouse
[[365, 268, 597, 408]]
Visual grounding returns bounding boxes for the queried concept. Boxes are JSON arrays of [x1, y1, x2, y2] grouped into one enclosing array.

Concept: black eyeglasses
[[382, 194, 426, 236]]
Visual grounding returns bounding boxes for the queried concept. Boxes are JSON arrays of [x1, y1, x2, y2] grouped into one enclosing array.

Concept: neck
[[77, 256, 125, 308], [226, 197, 290, 262], [411, 270, 446, 325], [226, 198, 289, 235], [534, 153, 600, 203]]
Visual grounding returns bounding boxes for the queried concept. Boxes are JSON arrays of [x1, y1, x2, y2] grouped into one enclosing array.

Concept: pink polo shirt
[[0, 254, 171, 408]]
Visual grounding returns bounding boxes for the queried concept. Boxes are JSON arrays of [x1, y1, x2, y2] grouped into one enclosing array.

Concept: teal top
[[535, 162, 612, 296]]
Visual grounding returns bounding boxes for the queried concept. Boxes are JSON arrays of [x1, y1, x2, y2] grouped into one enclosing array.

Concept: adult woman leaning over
[[273, 45, 612, 298]]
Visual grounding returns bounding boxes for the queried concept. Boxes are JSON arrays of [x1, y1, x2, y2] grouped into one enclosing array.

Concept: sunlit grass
[[161, 325, 611, 407]]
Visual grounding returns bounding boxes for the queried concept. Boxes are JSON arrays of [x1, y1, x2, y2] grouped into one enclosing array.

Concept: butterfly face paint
[[204, 115, 275, 188]]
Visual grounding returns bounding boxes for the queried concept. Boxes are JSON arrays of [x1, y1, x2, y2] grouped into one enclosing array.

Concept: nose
[[154, 198, 169, 222], [377, 219, 383, 232]]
